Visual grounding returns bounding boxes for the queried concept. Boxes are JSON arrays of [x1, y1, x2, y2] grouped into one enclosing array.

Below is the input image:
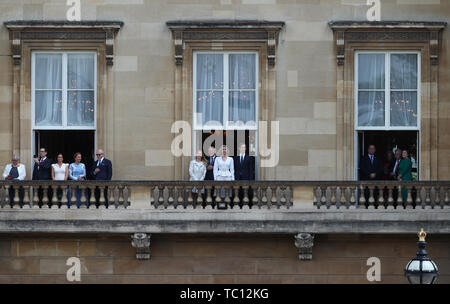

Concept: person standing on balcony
[[91, 149, 113, 208], [360, 144, 382, 180], [189, 150, 207, 206], [204, 145, 217, 202], [68, 152, 88, 208], [204, 146, 216, 181], [214, 145, 234, 200], [3, 154, 26, 207], [51, 153, 69, 207], [234, 143, 254, 206], [398, 149, 413, 203], [32, 147, 52, 207], [391, 148, 402, 180], [360, 144, 382, 206]]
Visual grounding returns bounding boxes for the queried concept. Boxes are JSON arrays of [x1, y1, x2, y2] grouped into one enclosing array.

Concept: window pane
[[68, 54, 95, 90], [35, 91, 62, 126], [358, 54, 385, 89], [68, 91, 95, 126], [229, 91, 256, 124], [390, 54, 417, 90], [229, 54, 256, 89], [35, 54, 62, 90], [358, 91, 385, 127], [196, 90, 223, 127], [196, 54, 223, 90], [390, 91, 418, 127]]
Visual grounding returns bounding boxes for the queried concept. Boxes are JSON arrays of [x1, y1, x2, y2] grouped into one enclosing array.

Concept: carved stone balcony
[[0, 181, 449, 235]]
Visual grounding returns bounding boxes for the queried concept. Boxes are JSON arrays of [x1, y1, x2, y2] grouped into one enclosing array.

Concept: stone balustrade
[[0, 181, 449, 210]]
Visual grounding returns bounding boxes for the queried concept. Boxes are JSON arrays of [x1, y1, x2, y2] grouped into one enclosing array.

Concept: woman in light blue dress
[[68, 152, 89, 208]]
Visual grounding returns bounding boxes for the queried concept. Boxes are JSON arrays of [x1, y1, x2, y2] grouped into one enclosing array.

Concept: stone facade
[[0, 0, 450, 285], [0, 0, 448, 180], [0, 234, 448, 284]]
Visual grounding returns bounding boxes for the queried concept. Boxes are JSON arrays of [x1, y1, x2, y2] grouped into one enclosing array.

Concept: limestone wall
[[0, 0, 449, 180]]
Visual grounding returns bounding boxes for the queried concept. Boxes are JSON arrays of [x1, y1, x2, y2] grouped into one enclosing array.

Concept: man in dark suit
[[359, 144, 383, 207], [91, 149, 113, 208], [360, 144, 383, 180], [32, 147, 52, 207], [234, 144, 255, 206], [204, 146, 216, 181], [203, 146, 217, 204]]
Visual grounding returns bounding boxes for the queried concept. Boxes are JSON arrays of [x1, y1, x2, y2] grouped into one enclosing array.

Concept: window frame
[[193, 50, 259, 131], [354, 50, 421, 131], [31, 51, 98, 130]]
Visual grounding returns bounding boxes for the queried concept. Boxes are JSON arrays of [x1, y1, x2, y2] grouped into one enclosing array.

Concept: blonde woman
[[213, 145, 234, 199]]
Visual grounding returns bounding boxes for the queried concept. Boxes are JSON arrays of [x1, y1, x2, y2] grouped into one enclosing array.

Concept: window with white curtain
[[355, 52, 420, 130], [32, 52, 96, 129], [193, 52, 258, 130]]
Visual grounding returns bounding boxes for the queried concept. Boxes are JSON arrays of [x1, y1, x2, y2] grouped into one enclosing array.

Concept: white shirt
[[189, 160, 206, 181], [97, 157, 104, 167], [2, 163, 26, 180], [213, 157, 235, 181], [52, 163, 68, 181], [392, 159, 400, 174], [239, 154, 245, 163]]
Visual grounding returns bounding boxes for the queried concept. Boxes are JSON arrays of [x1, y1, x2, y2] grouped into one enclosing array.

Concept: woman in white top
[[189, 150, 207, 201], [51, 154, 69, 181], [51, 153, 69, 206], [213, 145, 234, 181], [214, 145, 234, 199]]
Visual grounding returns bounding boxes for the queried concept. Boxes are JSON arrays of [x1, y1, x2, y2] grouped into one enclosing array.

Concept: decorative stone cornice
[[131, 233, 151, 260], [166, 20, 285, 67], [3, 20, 124, 66], [294, 233, 314, 260], [328, 21, 447, 66]]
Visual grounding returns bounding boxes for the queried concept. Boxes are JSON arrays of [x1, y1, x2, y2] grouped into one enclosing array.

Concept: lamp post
[[404, 228, 439, 284]]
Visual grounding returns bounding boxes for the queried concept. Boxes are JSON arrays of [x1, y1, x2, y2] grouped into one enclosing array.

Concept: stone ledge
[[328, 21, 447, 29], [3, 20, 124, 29], [0, 210, 449, 234]]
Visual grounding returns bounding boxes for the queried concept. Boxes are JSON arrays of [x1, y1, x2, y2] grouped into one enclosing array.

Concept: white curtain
[[358, 54, 385, 127], [196, 54, 223, 127], [35, 54, 62, 126], [229, 54, 256, 124], [67, 54, 95, 126], [390, 54, 418, 127]]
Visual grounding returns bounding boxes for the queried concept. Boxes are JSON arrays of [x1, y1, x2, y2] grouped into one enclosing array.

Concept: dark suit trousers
[[94, 186, 109, 208]]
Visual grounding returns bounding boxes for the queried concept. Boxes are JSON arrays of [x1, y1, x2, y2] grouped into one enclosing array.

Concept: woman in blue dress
[[68, 152, 89, 208]]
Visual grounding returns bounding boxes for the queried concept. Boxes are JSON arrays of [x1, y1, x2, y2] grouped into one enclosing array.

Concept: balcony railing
[[0, 180, 449, 210]]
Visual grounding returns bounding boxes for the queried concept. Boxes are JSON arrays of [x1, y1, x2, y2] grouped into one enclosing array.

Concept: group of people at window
[[189, 144, 255, 207], [360, 144, 414, 203], [2, 148, 112, 208]]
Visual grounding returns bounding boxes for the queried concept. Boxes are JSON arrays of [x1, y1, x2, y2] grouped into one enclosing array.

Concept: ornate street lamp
[[404, 228, 439, 284]]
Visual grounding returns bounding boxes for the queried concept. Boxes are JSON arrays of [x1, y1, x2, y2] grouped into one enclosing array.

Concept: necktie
[[241, 155, 243, 164], [370, 155, 373, 164]]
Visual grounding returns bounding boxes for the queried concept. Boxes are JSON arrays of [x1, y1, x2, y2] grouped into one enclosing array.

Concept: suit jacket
[[204, 155, 216, 181], [234, 154, 254, 180], [32, 157, 52, 180], [360, 154, 383, 180], [91, 158, 113, 181]]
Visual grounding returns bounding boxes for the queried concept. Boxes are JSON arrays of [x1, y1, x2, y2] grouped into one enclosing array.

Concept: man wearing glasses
[[32, 147, 53, 207], [91, 149, 113, 208]]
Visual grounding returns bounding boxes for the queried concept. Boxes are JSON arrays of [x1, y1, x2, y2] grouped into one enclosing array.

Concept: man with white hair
[[2, 154, 26, 207], [91, 148, 113, 208]]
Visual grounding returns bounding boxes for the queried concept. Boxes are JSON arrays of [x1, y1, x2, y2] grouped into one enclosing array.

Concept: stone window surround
[[329, 21, 447, 181], [3, 21, 123, 175], [167, 20, 285, 180]]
